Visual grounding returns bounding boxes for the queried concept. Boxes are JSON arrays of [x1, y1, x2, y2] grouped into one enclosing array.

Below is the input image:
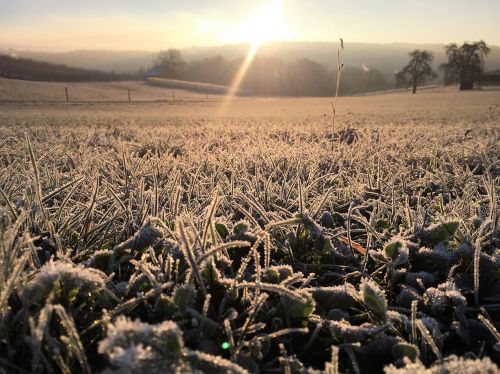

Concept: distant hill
[[183, 42, 500, 78], [3, 42, 500, 78], [0, 54, 136, 82]]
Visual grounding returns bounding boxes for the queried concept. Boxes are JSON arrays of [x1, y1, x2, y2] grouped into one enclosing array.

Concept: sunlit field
[[0, 85, 499, 373]]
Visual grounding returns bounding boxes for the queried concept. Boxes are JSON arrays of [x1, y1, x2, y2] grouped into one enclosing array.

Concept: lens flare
[[217, 0, 288, 116]]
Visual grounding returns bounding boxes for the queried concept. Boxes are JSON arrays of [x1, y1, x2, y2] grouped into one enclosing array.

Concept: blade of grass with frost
[[0, 186, 17, 219], [55, 178, 84, 222], [177, 216, 206, 296], [223, 319, 236, 360], [478, 313, 500, 343], [80, 177, 99, 241], [130, 259, 162, 293], [265, 215, 303, 230], [29, 303, 54, 372], [324, 346, 340, 374], [235, 293, 268, 356], [236, 192, 270, 224], [474, 219, 491, 305], [42, 176, 84, 204], [195, 240, 251, 265], [0, 250, 30, 319], [26, 136, 48, 227], [415, 320, 442, 362], [2, 210, 26, 253], [53, 305, 91, 374], [184, 349, 249, 374], [340, 211, 382, 241], [187, 215, 204, 250], [232, 201, 261, 229], [281, 272, 304, 287], [331, 38, 344, 135], [104, 183, 127, 214], [221, 280, 306, 302], [48, 221, 64, 258], [255, 327, 309, 343], [311, 187, 334, 219], [264, 232, 272, 269], [302, 321, 323, 353], [298, 176, 305, 213], [201, 193, 219, 250], [411, 300, 418, 345], [345, 202, 358, 260]]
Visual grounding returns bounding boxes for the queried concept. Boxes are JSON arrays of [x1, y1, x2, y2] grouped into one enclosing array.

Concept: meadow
[[0, 85, 499, 373]]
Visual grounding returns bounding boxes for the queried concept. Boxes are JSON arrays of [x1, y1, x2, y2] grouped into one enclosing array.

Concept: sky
[[1, 0, 499, 51]]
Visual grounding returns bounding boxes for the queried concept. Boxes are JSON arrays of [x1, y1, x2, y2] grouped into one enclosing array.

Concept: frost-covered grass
[[0, 95, 499, 373]]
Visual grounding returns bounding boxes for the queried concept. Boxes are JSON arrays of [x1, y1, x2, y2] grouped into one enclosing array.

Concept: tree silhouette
[[154, 49, 186, 78], [441, 41, 490, 90], [396, 50, 436, 94]]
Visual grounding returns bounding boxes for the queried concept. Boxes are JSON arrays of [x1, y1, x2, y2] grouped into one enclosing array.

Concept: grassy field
[[0, 77, 220, 102], [0, 85, 499, 373]]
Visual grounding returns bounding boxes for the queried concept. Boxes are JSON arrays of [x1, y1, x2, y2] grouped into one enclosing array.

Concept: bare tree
[[440, 41, 490, 90], [396, 50, 436, 94]]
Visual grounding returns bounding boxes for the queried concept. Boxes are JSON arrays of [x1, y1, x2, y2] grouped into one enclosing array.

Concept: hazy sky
[[1, 0, 499, 50]]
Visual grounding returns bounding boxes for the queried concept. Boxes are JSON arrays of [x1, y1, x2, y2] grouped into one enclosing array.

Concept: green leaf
[[360, 278, 387, 322], [384, 241, 402, 260], [201, 261, 220, 284], [392, 342, 418, 361], [89, 250, 112, 272], [233, 221, 249, 235], [215, 223, 229, 239], [264, 268, 280, 284], [425, 221, 460, 244], [376, 219, 390, 231], [156, 296, 177, 319], [282, 291, 315, 322], [174, 285, 196, 313]]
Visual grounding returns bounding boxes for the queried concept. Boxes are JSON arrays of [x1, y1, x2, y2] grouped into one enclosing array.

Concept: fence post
[[128, 88, 131, 102], [65, 87, 69, 102]]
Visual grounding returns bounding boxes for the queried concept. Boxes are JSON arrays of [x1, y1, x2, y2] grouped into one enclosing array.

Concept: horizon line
[[1, 40, 499, 54]]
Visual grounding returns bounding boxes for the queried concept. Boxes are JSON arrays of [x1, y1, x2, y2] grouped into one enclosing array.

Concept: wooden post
[[172, 90, 175, 102], [65, 87, 69, 102], [128, 88, 131, 102]]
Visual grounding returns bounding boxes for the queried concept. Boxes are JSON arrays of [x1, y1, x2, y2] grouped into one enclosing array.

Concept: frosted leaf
[[98, 317, 184, 372], [114, 217, 166, 252], [26, 260, 106, 302], [406, 272, 437, 288], [424, 281, 466, 310], [309, 284, 357, 310], [328, 320, 389, 342], [359, 277, 387, 322], [397, 285, 423, 308]]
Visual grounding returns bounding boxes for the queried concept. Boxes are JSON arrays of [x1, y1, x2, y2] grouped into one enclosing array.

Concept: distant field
[[1, 79, 499, 122], [0, 87, 499, 373], [147, 77, 252, 96], [0, 77, 222, 102]]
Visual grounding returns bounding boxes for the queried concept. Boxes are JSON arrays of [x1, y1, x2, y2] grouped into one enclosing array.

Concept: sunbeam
[[217, 0, 287, 115]]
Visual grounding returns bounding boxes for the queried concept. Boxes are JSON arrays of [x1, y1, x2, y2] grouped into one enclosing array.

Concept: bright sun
[[218, 0, 292, 115], [235, 0, 292, 47]]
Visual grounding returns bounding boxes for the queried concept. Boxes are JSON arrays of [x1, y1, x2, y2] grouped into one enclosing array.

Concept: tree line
[[396, 40, 490, 93], [151, 49, 391, 96], [0, 54, 136, 82]]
